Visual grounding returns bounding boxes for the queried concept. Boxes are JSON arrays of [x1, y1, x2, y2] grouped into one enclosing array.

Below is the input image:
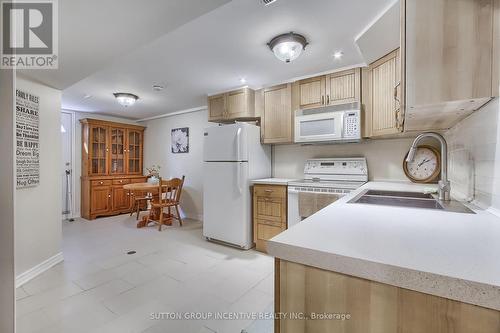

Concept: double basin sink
[[348, 189, 475, 214]]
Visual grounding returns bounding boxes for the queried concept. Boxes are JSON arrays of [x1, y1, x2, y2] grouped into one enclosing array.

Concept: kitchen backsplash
[[445, 98, 500, 210], [273, 137, 416, 181]]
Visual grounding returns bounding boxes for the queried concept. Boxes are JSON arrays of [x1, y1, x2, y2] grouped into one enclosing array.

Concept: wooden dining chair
[[129, 190, 152, 220], [150, 176, 185, 231]]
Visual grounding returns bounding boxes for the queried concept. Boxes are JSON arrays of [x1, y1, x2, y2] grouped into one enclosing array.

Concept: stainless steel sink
[[348, 189, 475, 214], [363, 190, 434, 199]]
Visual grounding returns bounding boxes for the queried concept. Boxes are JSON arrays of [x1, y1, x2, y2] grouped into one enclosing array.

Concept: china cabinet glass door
[[110, 127, 125, 174], [90, 126, 108, 175], [127, 130, 142, 174]]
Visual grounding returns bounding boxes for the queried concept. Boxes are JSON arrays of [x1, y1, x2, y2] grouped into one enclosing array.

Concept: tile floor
[[16, 214, 274, 333]]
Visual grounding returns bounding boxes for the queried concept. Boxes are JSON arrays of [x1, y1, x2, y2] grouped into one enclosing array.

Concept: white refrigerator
[[203, 123, 271, 249]]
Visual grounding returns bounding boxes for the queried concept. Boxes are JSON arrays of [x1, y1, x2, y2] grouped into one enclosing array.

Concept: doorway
[[61, 111, 75, 220]]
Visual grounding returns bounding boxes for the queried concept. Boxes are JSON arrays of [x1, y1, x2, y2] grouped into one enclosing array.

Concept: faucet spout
[[407, 132, 450, 201]]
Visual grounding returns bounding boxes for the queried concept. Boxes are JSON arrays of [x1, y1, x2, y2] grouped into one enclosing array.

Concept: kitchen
[[2, 0, 500, 332]]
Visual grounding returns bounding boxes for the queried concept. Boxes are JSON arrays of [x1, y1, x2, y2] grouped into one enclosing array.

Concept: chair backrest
[[157, 176, 185, 204]]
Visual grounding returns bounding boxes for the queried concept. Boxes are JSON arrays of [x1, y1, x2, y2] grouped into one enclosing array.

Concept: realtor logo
[[1, 0, 58, 68]]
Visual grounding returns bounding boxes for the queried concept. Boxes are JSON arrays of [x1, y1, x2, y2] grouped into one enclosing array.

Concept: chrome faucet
[[406, 132, 450, 201]]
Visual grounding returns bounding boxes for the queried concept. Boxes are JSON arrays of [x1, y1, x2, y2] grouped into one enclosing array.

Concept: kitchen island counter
[[268, 181, 500, 311]]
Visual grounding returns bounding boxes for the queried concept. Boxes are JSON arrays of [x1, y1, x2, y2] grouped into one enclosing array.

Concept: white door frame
[[61, 110, 76, 219]]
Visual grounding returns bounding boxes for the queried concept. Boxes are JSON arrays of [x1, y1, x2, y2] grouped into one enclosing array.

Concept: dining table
[[123, 182, 174, 228]]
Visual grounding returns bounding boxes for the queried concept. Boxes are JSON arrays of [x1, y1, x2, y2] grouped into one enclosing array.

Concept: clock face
[[405, 147, 439, 182]]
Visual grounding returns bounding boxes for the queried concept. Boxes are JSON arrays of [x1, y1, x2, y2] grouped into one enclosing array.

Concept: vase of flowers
[[146, 165, 161, 184]]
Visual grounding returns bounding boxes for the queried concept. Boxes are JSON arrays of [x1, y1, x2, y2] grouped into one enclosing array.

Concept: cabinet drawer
[[112, 179, 130, 185], [254, 196, 285, 223], [91, 180, 112, 187], [131, 177, 147, 183], [254, 185, 286, 198], [256, 217, 283, 228], [257, 223, 283, 241]]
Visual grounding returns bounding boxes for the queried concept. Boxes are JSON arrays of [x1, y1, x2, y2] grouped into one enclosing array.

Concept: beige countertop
[[251, 178, 297, 186], [267, 181, 500, 311]]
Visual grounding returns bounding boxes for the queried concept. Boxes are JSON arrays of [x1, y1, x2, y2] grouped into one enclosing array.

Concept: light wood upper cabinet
[[405, 0, 496, 109], [208, 93, 226, 122], [326, 68, 361, 105], [363, 49, 403, 137], [207, 88, 256, 122], [298, 76, 326, 109], [261, 84, 293, 144], [298, 70, 361, 110], [227, 88, 255, 119]]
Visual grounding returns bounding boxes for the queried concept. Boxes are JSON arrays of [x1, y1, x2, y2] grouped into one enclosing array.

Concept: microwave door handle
[[340, 113, 345, 138]]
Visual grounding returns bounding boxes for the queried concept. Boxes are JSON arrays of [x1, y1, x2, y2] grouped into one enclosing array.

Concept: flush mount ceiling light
[[268, 32, 308, 63], [113, 93, 139, 107], [239, 77, 247, 84]]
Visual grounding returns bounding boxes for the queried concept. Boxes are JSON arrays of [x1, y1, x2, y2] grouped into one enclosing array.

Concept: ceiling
[[23, 0, 394, 120]]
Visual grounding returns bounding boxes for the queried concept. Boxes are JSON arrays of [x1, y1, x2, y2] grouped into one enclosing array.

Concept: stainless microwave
[[294, 103, 361, 143]]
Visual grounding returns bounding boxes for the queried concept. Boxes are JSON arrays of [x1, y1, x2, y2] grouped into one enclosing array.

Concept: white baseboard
[[184, 213, 203, 222], [16, 252, 64, 288]]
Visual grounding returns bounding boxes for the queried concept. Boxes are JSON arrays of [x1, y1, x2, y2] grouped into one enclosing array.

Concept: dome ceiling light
[[113, 93, 139, 107], [268, 32, 308, 63]]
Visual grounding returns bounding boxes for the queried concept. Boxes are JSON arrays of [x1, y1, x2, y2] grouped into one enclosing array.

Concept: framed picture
[[171, 127, 189, 153]]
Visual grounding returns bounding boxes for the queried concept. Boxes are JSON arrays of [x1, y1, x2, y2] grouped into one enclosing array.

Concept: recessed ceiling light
[[268, 32, 308, 63], [83, 94, 92, 99], [113, 93, 139, 107], [333, 51, 344, 59], [239, 78, 247, 84], [152, 84, 164, 92]]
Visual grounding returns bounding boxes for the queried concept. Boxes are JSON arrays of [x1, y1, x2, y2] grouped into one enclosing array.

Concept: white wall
[[68, 111, 139, 217], [446, 98, 500, 210], [142, 109, 212, 220], [0, 69, 15, 333], [15, 76, 62, 277], [273, 138, 416, 181]]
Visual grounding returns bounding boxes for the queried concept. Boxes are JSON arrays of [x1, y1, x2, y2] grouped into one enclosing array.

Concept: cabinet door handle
[[99, 181, 103, 185], [264, 189, 273, 193], [321, 96, 325, 105], [394, 81, 401, 103], [326, 95, 330, 104], [108, 194, 111, 198]]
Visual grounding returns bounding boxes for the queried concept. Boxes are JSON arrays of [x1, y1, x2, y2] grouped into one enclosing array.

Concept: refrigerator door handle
[[237, 162, 242, 194], [236, 127, 242, 161]]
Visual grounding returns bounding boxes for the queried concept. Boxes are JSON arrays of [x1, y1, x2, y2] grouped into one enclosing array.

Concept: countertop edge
[[268, 240, 500, 311]]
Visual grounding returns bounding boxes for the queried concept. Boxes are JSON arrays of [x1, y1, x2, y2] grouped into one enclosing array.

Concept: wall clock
[[403, 145, 440, 183]]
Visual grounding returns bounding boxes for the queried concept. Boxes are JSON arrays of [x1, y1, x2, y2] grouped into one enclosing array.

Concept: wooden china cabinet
[[80, 119, 147, 220]]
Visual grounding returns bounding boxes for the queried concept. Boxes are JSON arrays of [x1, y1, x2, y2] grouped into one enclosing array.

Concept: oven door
[[294, 112, 343, 143], [287, 186, 346, 227]]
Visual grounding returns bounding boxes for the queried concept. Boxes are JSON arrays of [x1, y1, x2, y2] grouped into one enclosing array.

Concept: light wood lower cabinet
[[253, 184, 287, 252], [82, 176, 147, 220], [276, 259, 500, 333]]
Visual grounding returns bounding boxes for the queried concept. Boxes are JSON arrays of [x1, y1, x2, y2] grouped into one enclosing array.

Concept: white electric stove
[[288, 158, 368, 227]]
